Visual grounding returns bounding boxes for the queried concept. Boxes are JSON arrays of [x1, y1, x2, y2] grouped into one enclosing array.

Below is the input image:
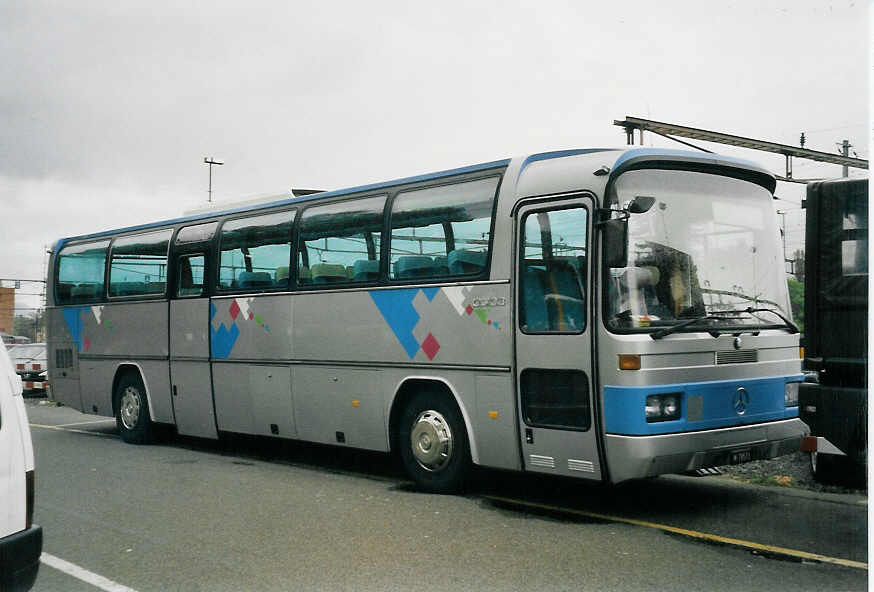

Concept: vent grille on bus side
[[567, 459, 595, 473], [715, 350, 758, 364], [55, 348, 74, 369], [529, 455, 555, 469]]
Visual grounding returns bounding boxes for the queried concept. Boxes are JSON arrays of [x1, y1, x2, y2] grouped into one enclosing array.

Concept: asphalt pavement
[[24, 400, 868, 592]]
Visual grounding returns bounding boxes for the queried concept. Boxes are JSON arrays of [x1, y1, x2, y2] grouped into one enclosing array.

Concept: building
[[0, 287, 13, 336]]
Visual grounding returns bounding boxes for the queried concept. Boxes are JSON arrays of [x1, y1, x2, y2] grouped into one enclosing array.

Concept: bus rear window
[[56, 240, 110, 304]]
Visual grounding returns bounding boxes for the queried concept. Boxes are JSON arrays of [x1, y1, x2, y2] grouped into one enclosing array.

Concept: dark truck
[[800, 177, 867, 485]]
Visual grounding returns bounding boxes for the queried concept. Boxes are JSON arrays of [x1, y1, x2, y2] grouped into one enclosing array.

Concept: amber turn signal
[[618, 354, 641, 370]]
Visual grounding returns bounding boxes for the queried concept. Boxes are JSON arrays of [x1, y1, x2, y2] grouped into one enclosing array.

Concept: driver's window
[[519, 207, 588, 333]]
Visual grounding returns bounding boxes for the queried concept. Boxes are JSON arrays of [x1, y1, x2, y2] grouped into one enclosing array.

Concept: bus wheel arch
[[389, 378, 474, 493], [112, 365, 154, 444]]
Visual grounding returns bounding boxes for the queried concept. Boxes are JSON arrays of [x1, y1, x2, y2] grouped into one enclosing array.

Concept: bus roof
[[53, 147, 774, 249]]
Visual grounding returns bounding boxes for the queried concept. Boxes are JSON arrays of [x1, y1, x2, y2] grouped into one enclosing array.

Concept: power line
[[0, 278, 46, 283]]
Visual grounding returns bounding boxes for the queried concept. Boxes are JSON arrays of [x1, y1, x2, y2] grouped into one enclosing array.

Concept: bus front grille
[[716, 350, 758, 365]]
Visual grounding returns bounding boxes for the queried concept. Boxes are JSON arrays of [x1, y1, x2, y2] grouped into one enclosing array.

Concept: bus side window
[[108, 229, 173, 298], [176, 254, 205, 297], [218, 210, 295, 292], [520, 207, 588, 333], [297, 195, 386, 287], [389, 177, 500, 281]]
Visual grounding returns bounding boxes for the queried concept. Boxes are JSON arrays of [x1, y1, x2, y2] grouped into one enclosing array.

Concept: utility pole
[[204, 157, 224, 203], [777, 209, 789, 274], [840, 140, 850, 177]]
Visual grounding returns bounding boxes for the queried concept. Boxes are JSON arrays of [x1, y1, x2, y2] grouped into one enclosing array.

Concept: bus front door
[[168, 254, 218, 439], [514, 197, 602, 480]]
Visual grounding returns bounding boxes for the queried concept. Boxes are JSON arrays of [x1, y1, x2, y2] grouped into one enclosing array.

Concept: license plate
[[729, 449, 752, 464]]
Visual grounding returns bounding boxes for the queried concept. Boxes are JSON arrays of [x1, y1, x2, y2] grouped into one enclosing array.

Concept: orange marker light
[[488, 411, 499, 419], [618, 354, 641, 370], [352, 400, 360, 408]]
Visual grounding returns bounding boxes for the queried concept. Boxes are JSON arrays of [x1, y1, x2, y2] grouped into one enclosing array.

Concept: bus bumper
[[604, 418, 809, 484]]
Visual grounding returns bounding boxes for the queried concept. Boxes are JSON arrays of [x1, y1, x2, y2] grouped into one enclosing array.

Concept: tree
[[13, 310, 45, 342], [792, 249, 805, 284], [787, 278, 804, 334]]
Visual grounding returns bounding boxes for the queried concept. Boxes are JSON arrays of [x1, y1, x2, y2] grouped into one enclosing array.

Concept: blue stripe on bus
[[603, 375, 802, 436], [54, 158, 512, 250]]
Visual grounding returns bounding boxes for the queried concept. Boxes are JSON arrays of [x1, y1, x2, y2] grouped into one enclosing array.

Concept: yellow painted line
[[484, 495, 868, 571], [30, 423, 115, 438]]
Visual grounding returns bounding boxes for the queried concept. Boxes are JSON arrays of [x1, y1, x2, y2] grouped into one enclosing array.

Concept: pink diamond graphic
[[465, 305, 473, 316], [229, 300, 241, 320], [421, 333, 440, 360]]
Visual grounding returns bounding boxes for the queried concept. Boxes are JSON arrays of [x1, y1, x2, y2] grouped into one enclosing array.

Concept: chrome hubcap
[[120, 387, 141, 430], [410, 410, 453, 472]]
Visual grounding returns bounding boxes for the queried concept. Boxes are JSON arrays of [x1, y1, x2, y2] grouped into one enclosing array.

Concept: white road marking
[[41, 552, 139, 592], [29, 423, 115, 437], [55, 419, 117, 428]]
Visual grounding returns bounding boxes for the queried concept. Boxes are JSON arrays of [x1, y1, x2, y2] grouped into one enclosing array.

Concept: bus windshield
[[606, 169, 791, 332]]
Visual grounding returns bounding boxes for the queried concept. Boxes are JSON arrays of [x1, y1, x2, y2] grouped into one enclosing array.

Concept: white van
[[0, 343, 41, 590]]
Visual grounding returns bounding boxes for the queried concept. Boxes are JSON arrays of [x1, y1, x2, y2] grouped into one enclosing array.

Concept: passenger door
[[514, 196, 602, 480], [169, 252, 218, 439]]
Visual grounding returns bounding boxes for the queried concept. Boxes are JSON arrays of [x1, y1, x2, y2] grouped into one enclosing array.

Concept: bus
[[46, 147, 808, 493]]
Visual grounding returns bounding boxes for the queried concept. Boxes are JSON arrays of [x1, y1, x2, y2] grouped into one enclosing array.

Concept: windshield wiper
[[743, 307, 799, 334], [650, 307, 798, 340], [650, 314, 733, 340]]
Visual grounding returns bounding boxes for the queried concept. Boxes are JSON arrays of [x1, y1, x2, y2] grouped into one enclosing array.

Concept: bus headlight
[[645, 393, 682, 423], [785, 382, 800, 407]]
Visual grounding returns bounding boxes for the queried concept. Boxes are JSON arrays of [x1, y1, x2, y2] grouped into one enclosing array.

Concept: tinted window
[[298, 196, 386, 286], [520, 207, 587, 333], [176, 222, 217, 245], [176, 254, 206, 297], [842, 192, 868, 276], [109, 229, 173, 297], [56, 240, 110, 304], [389, 177, 499, 281], [218, 210, 295, 291]]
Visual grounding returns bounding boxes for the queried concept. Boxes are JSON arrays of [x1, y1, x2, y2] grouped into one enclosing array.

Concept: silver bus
[[46, 147, 808, 492]]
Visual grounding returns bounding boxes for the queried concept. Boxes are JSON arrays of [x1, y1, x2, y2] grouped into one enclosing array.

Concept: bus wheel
[[115, 373, 153, 444], [398, 391, 471, 494]]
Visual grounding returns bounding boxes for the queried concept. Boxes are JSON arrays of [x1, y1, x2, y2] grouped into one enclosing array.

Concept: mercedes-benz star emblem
[[733, 337, 743, 350], [734, 387, 750, 415]]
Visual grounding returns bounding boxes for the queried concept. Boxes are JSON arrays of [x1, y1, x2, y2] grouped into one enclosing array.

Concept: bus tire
[[114, 372, 153, 444], [398, 390, 471, 494]]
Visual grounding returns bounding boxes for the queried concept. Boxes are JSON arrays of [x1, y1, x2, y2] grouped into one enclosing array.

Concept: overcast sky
[[1, 0, 867, 315]]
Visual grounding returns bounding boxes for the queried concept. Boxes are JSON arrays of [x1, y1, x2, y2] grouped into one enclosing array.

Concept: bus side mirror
[[603, 218, 628, 268], [628, 195, 656, 214]]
